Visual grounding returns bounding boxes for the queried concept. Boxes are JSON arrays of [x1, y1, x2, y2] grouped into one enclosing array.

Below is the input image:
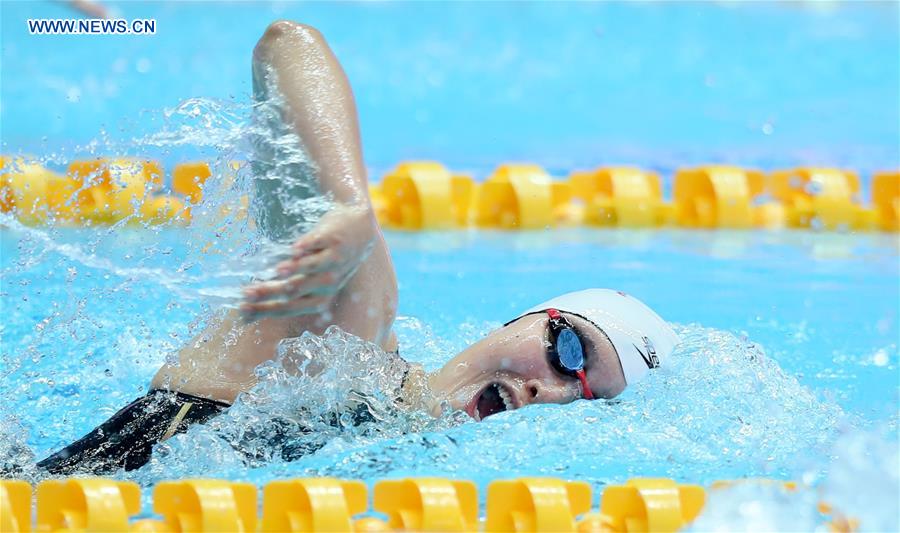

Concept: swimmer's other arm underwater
[[35, 21, 679, 476]]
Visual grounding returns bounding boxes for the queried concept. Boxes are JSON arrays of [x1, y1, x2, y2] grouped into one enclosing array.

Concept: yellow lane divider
[[0, 476, 854, 533], [379, 162, 896, 232], [172, 161, 212, 206], [376, 478, 477, 531], [572, 167, 665, 227], [673, 166, 765, 229], [0, 480, 29, 532], [263, 478, 369, 532], [769, 168, 869, 230], [485, 477, 591, 532], [872, 170, 899, 232], [35, 478, 141, 532], [1, 157, 897, 232], [598, 478, 705, 532], [380, 161, 456, 230], [474, 164, 554, 230]]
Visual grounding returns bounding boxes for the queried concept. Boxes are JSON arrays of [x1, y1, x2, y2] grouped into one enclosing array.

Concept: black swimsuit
[[36, 355, 411, 476], [36, 389, 229, 475]]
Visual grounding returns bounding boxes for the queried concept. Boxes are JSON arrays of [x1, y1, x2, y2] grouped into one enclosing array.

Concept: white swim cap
[[520, 289, 679, 385]]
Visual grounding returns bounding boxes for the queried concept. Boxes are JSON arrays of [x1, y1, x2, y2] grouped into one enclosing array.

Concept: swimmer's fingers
[[243, 270, 342, 304], [291, 203, 372, 251], [240, 293, 332, 321], [290, 215, 350, 253], [291, 231, 331, 255], [274, 248, 337, 277]]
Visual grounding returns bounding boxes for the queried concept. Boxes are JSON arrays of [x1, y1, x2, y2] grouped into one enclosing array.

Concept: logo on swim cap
[[633, 336, 660, 369]]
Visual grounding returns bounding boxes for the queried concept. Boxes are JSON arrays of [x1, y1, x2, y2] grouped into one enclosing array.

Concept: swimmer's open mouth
[[472, 382, 516, 421]]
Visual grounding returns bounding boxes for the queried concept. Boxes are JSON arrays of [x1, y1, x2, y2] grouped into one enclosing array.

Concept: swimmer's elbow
[[264, 20, 323, 41], [255, 20, 326, 59]]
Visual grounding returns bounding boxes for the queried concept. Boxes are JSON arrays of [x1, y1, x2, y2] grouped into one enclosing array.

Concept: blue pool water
[[2, 1, 898, 173], [2, 1, 899, 530], [2, 227, 898, 526]]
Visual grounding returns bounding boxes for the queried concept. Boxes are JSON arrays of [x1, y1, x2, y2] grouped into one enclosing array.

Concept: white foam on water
[[821, 426, 899, 532], [688, 482, 822, 532]]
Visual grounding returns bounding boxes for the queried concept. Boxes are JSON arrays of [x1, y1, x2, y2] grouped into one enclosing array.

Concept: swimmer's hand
[[240, 204, 375, 320]]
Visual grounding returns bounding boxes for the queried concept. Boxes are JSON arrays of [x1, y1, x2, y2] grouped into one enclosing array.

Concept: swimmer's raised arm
[[241, 21, 387, 320], [152, 21, 397, 401]]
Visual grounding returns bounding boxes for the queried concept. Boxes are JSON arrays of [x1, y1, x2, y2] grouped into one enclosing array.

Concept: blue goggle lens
[[555, 328, 585, 371]]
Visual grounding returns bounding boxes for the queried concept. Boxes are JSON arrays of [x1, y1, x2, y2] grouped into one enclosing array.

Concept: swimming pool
[[2, 224, 898, 527], [2, 1, 899, 531]]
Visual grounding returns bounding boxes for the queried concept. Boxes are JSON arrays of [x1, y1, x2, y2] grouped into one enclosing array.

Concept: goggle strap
[[575, 369, 594, 400], [546, 308, 594, 400]]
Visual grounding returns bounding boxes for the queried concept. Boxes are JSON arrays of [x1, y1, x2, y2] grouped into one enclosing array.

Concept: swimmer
[[36, 21, 679, 475]]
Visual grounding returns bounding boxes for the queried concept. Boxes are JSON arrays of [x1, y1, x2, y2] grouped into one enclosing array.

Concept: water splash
[[140, 98, 247, 149], [0, 416, 34, 475], [2, 92, 337, 308], [688, 482, 823, 532], [127, 326, 453, 485], [687, 424, 899, 532]]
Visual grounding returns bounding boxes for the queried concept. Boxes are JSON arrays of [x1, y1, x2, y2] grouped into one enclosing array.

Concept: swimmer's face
[[429, 313, 626, 421]]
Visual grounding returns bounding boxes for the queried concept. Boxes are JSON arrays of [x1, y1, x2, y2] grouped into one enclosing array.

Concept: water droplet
[[136, 58, 152, 74], [66, 86, 81, 103]]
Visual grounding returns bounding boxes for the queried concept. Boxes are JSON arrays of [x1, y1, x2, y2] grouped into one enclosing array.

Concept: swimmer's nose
[[524, 379, 576, 405]]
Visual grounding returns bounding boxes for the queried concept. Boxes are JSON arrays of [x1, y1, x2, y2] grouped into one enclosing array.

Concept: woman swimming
[[36, 21, 679, 475]]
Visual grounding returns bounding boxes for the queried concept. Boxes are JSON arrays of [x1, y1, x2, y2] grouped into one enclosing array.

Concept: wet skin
[[425, 313, 627, 420]]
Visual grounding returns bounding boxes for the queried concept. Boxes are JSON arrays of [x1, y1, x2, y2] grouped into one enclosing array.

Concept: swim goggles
[[545, 308, 595, 400]]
